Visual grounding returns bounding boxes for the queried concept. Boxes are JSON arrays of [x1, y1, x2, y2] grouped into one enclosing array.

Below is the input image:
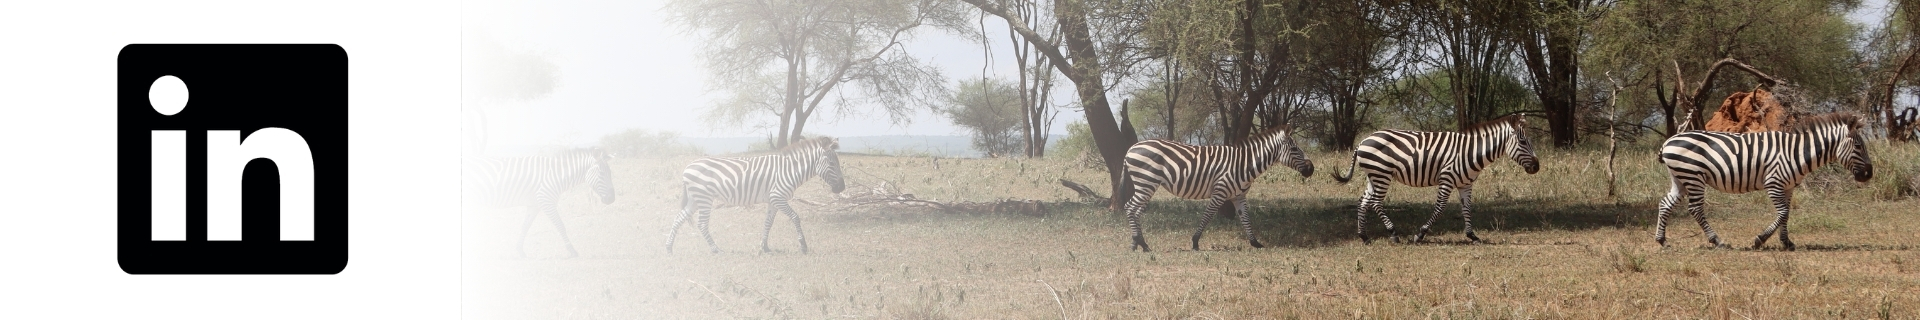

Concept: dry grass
[[463, 141, 1920, 319]]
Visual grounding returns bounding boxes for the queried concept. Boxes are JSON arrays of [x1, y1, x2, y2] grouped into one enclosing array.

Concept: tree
[[996, 0, 1065, 157], [668, 0, 958, 148], [1299, 0, 1397, 150], [1125, 79, 1219, 144], [959, 0, 1141, 209], [1587, 0, 1862, 137], [461, 32, 560, 156], [943, 78, 1028, 156], [1514, 0, 1595, 147]]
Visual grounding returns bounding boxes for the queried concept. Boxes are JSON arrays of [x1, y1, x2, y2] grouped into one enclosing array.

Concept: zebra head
[[1281, 130, 1314, 178], [813, 137, 847, 193], [1504, 116, 1541, 174], [1840, 117, 1874, 182], [588, 149, 616, 204], [1251, 125, 1312, 177]]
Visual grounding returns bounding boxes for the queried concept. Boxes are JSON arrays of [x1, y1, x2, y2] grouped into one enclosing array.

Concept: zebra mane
[[1787, 112, 1861, 134], [1460, 114, 1526, 133], [1236, 124, 1292, 148]]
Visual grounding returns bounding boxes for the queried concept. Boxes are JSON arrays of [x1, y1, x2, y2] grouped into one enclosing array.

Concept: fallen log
[[1058, 179, 1108, 203]]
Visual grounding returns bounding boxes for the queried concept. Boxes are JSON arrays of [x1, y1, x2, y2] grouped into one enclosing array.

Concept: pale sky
[[464, 0, 1895, 149], [463, 0, 1073, 150]]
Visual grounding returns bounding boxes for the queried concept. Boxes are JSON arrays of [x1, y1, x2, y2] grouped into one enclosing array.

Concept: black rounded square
[[117, 44, 349, 274]]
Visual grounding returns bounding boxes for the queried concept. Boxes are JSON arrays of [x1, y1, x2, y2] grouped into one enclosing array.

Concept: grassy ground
[[463, 140, 1920, 319]]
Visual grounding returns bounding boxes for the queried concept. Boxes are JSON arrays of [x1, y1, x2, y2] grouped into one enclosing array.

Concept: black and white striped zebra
[[1331, 115, 1541, 244], [1654, 113, 1873, 251], [462, 148, 616, 258], [1120, 125, 1315, 252], [668, 136, 847, 254]]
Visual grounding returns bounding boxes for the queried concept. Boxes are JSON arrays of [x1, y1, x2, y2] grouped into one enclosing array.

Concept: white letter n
[[207, 128, 316, 241]]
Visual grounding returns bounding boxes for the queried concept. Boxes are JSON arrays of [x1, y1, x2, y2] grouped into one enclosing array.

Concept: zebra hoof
[[1132, 235, 1151, 252], [1465, 232, 1482, 243], [1783, 242, 1796, 251], [1358, 234, 1372, 245], [1249, 240, 1265, 249], [1655, 237, 1667, 247]]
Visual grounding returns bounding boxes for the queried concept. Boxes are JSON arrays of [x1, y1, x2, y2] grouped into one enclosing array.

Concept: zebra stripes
[[462, 148, 616, 258], [1120, 126, 1314, 252], [668, 136, 847, 254], [1655, 113, 1873, 251], [1331, 115, 1540, 244]]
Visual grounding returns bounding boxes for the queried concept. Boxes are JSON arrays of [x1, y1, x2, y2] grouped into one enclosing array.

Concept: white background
[[0, 1, 461, 318]]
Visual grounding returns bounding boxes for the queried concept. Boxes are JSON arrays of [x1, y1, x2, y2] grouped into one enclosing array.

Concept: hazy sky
[[464, 0, 1057, 150], [465, 0, 1894, 149]]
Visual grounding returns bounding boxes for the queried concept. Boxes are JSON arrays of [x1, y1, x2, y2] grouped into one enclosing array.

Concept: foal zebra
[[1331, 115, 1540, 244], [1120, 125, 1314, 252], [668, 136, 846, 254], [1655, 113, 1873, 251], [462, 148, 616, 258]]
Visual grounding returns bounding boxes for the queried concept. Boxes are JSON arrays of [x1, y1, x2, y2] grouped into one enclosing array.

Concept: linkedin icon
[[117, 44, 349, 274]]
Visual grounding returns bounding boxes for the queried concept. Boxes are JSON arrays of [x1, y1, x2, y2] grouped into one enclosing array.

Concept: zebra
[[461, 148, 616, 258], [1120, 125, 1315, 252], [1654, 112, 1872, 251], [668, 136, 846, 254], [1331, 114, 1540, 244]]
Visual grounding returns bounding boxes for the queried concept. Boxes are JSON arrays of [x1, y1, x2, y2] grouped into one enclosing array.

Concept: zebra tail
[[1331, 153, 1359, 184]]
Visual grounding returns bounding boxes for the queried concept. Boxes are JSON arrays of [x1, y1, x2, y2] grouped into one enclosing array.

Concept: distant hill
[[683, 135, 1066, 158]]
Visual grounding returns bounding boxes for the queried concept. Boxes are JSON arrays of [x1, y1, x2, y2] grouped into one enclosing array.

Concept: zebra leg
[[775, 199, 810, 254], [1414, 185, 1454, 243], [1355, 181, 1390, 244], [515, 206, 539, 258], [1125, 186, 1156, 252], [1232, 196, 1263, 248], [697, 209, 719, 253], [665, 209, 693, 253], [1372, 180, 1401, 243], [1754, 187, 1794, 251], [1654, 183, 1681, 247], [1460, 188, 1480, 243], [1682, 183, 1723, 248], [542, 203, 580, 258], [760, 200, 779, 253], [1191, 195, 1229, 251]]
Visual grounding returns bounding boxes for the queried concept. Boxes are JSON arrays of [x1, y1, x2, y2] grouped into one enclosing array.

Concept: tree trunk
[[1518, 0, 1581, 147], [960, 0, 1133, 209]]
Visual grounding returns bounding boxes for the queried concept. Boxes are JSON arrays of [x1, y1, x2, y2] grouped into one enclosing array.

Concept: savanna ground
[[463, 141, 1920, 319]]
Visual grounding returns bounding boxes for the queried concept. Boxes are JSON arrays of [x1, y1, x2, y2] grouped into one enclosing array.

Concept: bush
[[1049, 121, 1102, 167], [599, 129, 704, 158]]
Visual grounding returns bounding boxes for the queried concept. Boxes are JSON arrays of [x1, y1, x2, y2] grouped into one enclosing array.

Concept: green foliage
[[1587, 0, 1865, 119], [1124, 82, 1218, 144], [1366, 69, 1538, 133], [943, 78, 1026, 157], [598, 129, 704, 158], [1051, 121, 1097, 160]]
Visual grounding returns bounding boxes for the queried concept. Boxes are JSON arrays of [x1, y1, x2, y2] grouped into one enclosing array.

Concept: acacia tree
[[1299, 0, 1397, 150], [669, 0, 959, 148], [959, 0, 1140, 208], [999, 0, 1064, 157], [461, 32, 560, 156], [1514, 0, 1593, 147], [1587, 0, 1862, 137], [944, 78, 1028, 156]]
